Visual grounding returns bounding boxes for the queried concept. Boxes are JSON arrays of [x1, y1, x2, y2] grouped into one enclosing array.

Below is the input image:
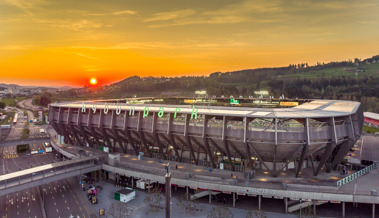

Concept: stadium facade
[[48, 99, 363, 177]]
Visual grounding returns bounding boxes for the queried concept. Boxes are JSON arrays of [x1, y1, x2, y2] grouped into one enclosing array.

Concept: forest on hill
[[56, 55, 379, 113]]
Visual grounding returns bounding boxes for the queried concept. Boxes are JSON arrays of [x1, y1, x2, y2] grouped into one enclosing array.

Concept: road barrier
[[337, 162, 377, 187]]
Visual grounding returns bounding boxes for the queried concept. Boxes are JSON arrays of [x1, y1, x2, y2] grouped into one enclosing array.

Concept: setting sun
[[90, 78, 97, 85]]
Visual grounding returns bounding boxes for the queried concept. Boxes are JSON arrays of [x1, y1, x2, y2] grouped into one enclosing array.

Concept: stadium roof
[[52, 99, 360, 119], [364, 112, 379, 121]]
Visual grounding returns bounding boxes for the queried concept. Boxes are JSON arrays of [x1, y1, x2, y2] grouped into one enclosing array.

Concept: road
[[19, 99, 44, 112], [0, 143, 95, 218], [43, 178, 93, 218], [0, 99, 95, 218], [5, 110, 24, 141]]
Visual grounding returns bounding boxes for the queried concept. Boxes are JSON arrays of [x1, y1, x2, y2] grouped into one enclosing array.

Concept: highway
[[43, 178, 93, 218], [0, 101, 96, 218]]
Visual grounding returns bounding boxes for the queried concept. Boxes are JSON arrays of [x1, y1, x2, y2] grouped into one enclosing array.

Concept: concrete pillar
[[186, 186, 189, 201], [342, 201, 345, 218], [373, 203, 375, 218], [209, 193, 211, 204], [233, 192, 235, 208], [148, 179, 150, 194], [258, 195, 261, 210], [313, 200, 316, 216], [284, 197, 288, 214], [131, 177, 134, 189]]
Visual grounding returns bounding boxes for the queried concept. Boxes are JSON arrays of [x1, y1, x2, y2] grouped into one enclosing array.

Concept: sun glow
[[90, 78, 97, 85]]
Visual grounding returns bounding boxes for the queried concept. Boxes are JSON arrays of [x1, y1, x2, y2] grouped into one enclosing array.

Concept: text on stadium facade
[[81, 102, 199, 120]]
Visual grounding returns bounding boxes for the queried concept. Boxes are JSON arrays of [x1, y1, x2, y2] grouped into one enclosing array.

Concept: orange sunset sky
[[1, 0, 379, 87]]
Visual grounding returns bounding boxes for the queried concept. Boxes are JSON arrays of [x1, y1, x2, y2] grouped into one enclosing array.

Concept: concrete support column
[[186, 186, 189, 201], [284, 197, 288, 214], [313, 200, 316, 216], [258, 195, 261, 210], [148, 179, 150, 194], [233, 192, 235, 208], [373, 203, 375, 218], [131, 177, 134, 189], [209, 193, 211, 204], [342, 201, 345, 218]]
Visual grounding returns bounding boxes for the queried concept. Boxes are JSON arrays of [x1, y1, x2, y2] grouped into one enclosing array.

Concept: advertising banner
[[280, 102, 299, 106]]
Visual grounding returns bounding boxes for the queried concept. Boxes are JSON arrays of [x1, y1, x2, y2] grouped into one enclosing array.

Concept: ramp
[[288, 200, 326, 213], [190, 190, 220, 201]]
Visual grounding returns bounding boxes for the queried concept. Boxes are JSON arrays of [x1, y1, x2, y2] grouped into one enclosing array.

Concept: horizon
[[0, 54, 377, 88], [1, 0, 379, 87]]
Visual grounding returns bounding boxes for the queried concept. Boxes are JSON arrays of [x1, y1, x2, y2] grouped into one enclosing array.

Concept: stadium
[[48, 97, 363, 178]]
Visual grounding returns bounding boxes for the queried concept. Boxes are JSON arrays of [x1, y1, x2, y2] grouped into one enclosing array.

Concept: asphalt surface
[[5, 110, 24, 141], [43, 178, 93, 218], [0, 102, 95, 218], [0, 186, 43, 218]]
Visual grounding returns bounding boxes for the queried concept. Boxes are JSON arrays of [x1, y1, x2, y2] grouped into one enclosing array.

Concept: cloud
[[5, 0, 43, 15], [112, 10, 137, 15], [66, 9, 137, 17], [6, 0, 31, 8], [144, 9, 196, 22], [74, 53, 104, 62], [70, 40, 248, 50], [82, 65, 102, 71], [34, 18, 103, 32], [0, 45, 32, 50]]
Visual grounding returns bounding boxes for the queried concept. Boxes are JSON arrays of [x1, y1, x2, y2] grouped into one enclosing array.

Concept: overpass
[[0, 137, 51, 147], [0, 156, 101, 197]]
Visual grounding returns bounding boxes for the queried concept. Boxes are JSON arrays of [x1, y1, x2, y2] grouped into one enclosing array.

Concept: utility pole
[[165, 163, 171, 218]]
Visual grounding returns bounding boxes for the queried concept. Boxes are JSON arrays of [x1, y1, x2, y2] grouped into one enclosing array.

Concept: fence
[[337, 162, 377, 187]]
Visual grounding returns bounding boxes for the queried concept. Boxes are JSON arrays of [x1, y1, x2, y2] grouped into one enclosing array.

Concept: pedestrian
[[176, 165, 178, 169]]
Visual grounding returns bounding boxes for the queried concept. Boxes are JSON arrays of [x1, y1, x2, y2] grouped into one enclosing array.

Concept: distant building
[[364, 112, 379, 128]]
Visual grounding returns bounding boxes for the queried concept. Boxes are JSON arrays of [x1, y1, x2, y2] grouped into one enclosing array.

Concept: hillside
[[56, 55, 379, 112]]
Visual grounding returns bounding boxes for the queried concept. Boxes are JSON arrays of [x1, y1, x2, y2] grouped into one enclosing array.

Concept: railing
[[337, 162, 377, 187], [0, 158, 98, 190]]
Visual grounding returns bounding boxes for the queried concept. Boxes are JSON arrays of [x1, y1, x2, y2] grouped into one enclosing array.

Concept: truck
[[136, 179, 154, 190]]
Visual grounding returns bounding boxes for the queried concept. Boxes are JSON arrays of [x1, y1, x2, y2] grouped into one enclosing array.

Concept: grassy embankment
[[1, 97, 27, 108], [363, 125, 379, 134]]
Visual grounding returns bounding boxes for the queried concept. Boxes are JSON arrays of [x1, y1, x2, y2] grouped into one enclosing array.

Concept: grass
[[279, 63, 379, 80], [1, 97, 27, 107], [363, 125, 379, 134], [21, 123, 29, 139], [0, 111, 15, 125]]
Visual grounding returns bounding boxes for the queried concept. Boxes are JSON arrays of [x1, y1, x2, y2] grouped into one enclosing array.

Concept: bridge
[[0, 156, 101, 197], [0, 137, 51, 147]]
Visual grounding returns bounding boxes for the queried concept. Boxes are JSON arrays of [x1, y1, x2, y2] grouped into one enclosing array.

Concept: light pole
[[165, 163, 171, 218]]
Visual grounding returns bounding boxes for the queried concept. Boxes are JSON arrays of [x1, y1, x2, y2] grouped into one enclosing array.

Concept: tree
[[208, 206, 233, 218], [0, 101, 5, 109], [108, 202, 129, 218]]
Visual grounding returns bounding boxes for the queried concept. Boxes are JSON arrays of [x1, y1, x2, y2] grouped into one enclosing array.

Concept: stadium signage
[[241, 188, 276, 195], [81, 102, 199, 120]]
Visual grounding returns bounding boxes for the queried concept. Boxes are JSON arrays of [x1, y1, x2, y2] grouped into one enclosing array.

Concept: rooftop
[[51, 99, 361, 119]]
